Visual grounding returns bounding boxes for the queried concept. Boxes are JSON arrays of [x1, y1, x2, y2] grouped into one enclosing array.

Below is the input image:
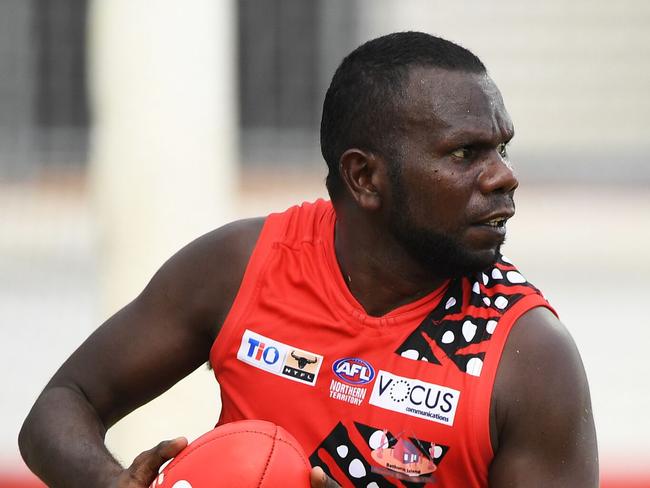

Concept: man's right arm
[[18, 217, 265, 488]]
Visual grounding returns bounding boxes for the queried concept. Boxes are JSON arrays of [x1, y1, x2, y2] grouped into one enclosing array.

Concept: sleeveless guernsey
[[210, 200, 554, 487]]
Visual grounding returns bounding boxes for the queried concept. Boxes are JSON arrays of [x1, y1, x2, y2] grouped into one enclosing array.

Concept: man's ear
[[339, 149, 384, 211]]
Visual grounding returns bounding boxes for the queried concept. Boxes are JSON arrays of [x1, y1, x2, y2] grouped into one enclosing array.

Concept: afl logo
[[332, 358, 376, 385]]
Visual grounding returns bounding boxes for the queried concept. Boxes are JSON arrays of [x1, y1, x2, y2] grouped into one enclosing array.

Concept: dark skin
[[336, 70, 517, 315], [19, 67, 598, 487]]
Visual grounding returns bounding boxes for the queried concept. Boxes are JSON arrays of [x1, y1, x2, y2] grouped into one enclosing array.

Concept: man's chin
[[388, 216, 503, 279], [440, 246, 502, 278], [474, 247, 503, 269], [471, 247, 501, 269]]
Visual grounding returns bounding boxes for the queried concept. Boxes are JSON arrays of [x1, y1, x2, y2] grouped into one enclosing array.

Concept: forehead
[[400, 66, 513, 142]]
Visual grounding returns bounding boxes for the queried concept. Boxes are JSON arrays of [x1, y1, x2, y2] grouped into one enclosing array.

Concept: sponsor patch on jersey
[[237, 329, 323, 386], [370, 430, 438, 482], [329, 379, 368, 406], [332, 357, 375, 385], [328, 357, 375, 406], [369, 370, 460, 426]]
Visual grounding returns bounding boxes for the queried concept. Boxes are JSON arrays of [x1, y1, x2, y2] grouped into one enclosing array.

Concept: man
[[19, 32, 598, 487]]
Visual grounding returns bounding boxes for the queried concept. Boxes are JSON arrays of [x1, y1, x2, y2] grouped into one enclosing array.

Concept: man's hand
[[111, 437, 187, 488], [310, 466, 341, 488], [114, 443, 336, 488]]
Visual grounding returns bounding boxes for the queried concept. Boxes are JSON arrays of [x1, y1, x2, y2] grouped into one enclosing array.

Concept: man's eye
[[497, 142, 508, 158], [451, 148, 473, 159]]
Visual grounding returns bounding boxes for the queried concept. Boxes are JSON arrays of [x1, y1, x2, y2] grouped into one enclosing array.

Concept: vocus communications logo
[[237, 329, 323, 386], [369, 371, 461, 426]]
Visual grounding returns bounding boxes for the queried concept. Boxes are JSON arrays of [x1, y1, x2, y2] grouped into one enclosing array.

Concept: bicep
[[46, 218, 265, 428], [51, 291, 209, 427], [48, 264, 213, 428], [489, 307, 598, 487]]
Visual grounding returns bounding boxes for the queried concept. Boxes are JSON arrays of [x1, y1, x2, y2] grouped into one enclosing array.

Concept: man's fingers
[[154, 437, 188, 459], [310, 466, 341, 488], [127, 437, 188, 485]]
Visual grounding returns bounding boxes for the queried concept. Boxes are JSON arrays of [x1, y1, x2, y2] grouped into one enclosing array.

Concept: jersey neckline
[[320, 202, 449, 329]]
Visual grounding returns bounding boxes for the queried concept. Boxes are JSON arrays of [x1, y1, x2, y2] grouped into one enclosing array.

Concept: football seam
[[162, 429, 310, 480], [256, 424, 277, 488]]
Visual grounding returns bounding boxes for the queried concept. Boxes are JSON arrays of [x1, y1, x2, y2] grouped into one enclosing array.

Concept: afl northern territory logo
[[332, 357, 375, 385]]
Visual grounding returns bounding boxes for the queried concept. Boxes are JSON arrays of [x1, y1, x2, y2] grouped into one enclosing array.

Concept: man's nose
[[479, 152, 519, 194]]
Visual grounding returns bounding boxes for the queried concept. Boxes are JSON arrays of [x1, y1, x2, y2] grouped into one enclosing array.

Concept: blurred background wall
[[1, 0, 648, 486]]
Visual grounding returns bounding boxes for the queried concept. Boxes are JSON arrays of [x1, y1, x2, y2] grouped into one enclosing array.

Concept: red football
[[151, 420, 311, 488]]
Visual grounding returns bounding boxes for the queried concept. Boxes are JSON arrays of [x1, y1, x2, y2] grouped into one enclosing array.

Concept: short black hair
[[320, 31, 486, 200]]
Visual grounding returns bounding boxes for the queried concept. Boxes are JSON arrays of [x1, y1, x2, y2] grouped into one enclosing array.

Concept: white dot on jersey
[[421, 356, 429, 362], [445, 296, 457, 309], [491, 268, 503, 280], [506, 271, 526, 284], [472, 281, 480, 294], [349, 459, 367, 478], [433, 445, 443, 459], [466, 357, 483, 376], [171, 481, 192, 488], [501, 255, 512, 264], [400, 349, 419, 360], [337, 445, 349, 458], [367, 483, 380, 488], [486, 320, 498, 334], [494, 296, 509, 309], [368, 430, 385, 450], [482, 296, 491, 306], [482, 273, 489, 285], [441, 330, 455, 344], [462, 320, 477, 342]]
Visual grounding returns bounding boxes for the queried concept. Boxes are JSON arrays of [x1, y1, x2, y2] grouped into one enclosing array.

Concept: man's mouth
[[481, 217, 507, 228], [470, 212, 513, 239]]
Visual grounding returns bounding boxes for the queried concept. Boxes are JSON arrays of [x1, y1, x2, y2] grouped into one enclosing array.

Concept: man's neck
[[333, 219, 447, 317]]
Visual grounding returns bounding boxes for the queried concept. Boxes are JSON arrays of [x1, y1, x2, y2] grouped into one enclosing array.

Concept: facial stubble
[[387, 169, 503, 279]]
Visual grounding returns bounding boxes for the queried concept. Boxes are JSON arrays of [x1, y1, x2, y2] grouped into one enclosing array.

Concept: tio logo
[[246, 337, 280, 365], [238, 330, 322, 385], [332, 358, 375, 385]]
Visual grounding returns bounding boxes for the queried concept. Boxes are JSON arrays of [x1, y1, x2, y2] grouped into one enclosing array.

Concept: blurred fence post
[[87, 0, 237, 462]]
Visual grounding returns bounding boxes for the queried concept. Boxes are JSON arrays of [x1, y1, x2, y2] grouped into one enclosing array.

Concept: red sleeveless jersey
[[210, 200, 554, 487]]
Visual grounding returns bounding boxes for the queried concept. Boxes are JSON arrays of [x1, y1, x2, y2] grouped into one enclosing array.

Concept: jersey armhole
[[208, 212, 289, 369], [471, 295, 558, 465]]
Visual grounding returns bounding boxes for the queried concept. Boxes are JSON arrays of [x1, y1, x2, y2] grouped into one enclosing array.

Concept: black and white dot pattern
[[309, 422, 394, 487], [395, 255, 542, 377], [310, 421, 451, 487]]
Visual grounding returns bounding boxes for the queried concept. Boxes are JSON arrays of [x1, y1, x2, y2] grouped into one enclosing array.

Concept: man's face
[[385, 67, 518, 278]]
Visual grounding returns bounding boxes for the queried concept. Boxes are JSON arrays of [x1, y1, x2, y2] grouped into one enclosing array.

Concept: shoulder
[[142, 217, 266, 338], [154, 217, 266, 282], [272, 198, 334, 244], [489, 306, 598, 486], [493, 307, 586, 423], [154, 199, 332, 322]]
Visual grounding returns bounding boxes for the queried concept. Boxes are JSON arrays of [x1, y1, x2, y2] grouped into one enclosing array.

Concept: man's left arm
[[488, 307, 599, 487]]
